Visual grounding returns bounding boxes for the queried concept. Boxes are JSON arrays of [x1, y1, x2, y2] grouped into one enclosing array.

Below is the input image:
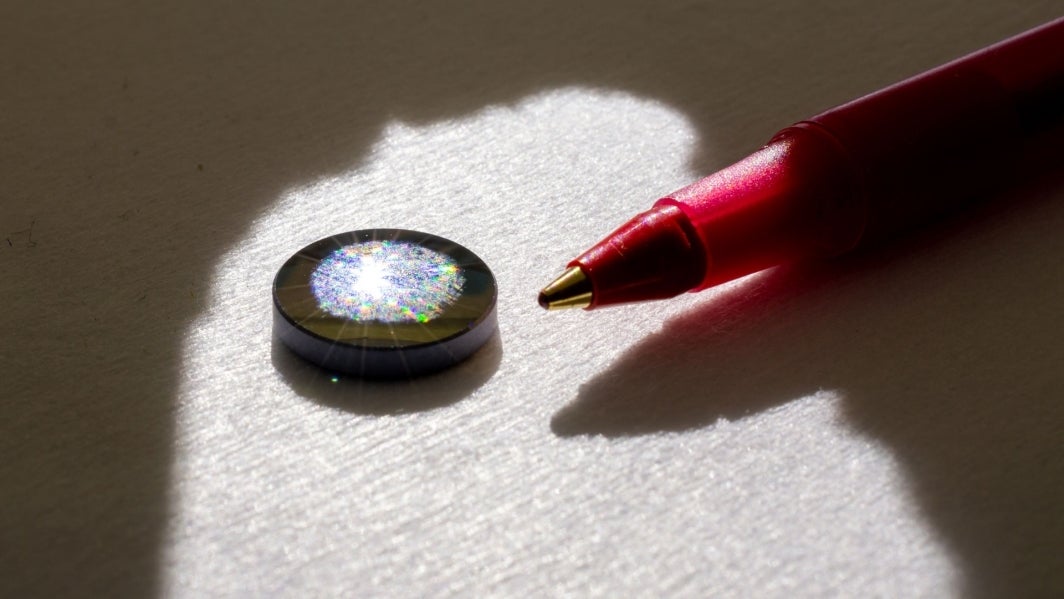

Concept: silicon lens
[[273, 229, 497, 378]]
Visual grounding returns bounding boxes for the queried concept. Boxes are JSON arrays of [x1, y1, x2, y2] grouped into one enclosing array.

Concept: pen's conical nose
[[538, 266, 593, 310]]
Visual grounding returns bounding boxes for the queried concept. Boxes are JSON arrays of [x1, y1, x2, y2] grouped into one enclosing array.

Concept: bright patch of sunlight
[[169, 88, 955, 598]]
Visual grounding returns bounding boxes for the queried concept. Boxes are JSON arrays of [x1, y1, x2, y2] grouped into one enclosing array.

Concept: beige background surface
[[2, 2, 1062, 597]]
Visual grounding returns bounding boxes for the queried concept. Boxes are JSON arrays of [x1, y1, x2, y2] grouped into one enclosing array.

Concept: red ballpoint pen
[[539, 17, 1064, 311]]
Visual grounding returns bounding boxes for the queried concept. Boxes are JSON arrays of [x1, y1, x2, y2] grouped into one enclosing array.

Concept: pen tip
[[538, 266, 593, 311]]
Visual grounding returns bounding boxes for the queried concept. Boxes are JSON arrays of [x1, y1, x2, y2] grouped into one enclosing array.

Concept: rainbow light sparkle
[[310, 240, 464, 323]]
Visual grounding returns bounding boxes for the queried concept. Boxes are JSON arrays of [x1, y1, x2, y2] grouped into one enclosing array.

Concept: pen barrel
[[806, 16, 1064, 243], [662, 17, 1064, 292], [564, 18, 1064, 308]]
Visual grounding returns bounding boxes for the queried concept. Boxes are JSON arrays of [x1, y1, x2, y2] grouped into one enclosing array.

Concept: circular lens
[[273, 229, 497, 378]]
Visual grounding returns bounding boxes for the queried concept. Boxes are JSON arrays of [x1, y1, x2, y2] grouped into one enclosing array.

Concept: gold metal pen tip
[[538, 266, 593, 311]]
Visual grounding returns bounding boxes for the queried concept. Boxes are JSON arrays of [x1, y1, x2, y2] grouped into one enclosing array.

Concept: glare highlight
[[310, 241, 465, 323]]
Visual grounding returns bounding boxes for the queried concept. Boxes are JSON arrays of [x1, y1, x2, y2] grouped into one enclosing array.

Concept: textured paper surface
[[170, 91, 949, 596], [2, 3, 1062, 598]]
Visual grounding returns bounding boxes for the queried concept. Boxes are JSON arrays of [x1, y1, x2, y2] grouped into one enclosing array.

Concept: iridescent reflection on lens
[[309, 241, 465, 323]]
